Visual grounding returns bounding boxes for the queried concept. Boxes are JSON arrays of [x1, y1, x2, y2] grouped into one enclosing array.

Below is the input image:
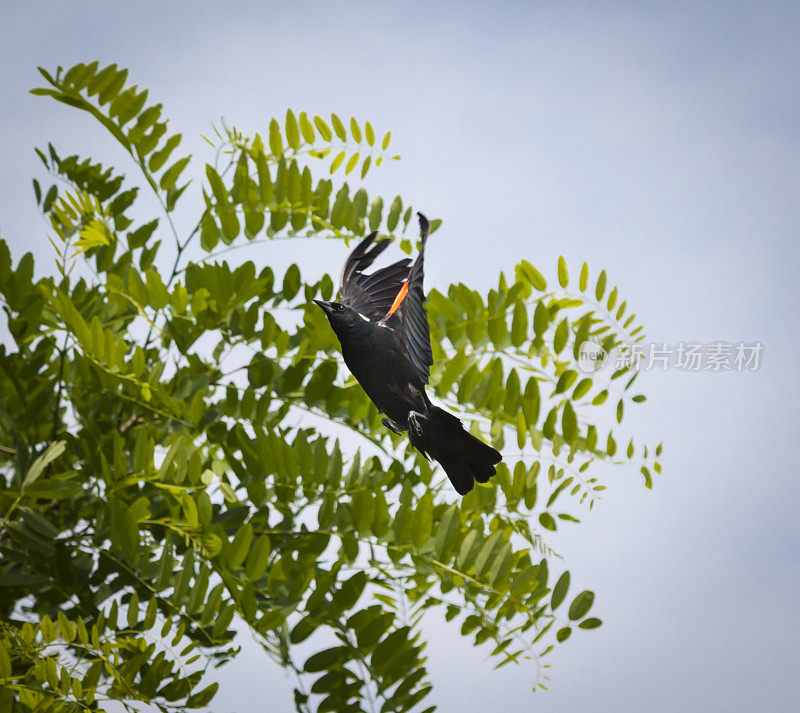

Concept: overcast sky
[[2, 1, 798, 711]]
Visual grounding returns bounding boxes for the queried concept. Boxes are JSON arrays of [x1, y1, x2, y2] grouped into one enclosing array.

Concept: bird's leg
[[382, 417, 405, 434], [407, 411, 427, 437]]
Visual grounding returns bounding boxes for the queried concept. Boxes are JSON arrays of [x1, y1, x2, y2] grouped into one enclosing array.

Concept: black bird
[[314, 213, 501, 495]]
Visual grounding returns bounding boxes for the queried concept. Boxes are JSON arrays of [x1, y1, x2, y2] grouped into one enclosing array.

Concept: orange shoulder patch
[[386, 281, 409, 318]]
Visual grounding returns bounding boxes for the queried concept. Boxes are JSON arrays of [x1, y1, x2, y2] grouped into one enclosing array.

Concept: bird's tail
[[410, 406, 502, 495]]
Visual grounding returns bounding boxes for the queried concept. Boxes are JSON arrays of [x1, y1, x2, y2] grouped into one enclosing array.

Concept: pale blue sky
[[1, 1, 798, 711]]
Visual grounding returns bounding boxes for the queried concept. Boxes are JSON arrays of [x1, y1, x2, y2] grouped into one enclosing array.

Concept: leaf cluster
[[0, 61, 661, 712]]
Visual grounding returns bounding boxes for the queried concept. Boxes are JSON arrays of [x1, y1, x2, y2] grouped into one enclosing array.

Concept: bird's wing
[[382, 214, 434, 385], [338, 232, 412, 321]]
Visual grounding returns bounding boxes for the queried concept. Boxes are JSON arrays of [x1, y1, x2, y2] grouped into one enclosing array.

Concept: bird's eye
[[336, 304, 345, 312]]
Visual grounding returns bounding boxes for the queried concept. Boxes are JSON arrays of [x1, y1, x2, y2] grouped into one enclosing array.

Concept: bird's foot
[[382, 418, 405, 435], [407, 411, 427, 437]]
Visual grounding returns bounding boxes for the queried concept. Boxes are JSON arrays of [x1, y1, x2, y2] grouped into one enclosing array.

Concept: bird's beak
[[313, 299, 333, 314]]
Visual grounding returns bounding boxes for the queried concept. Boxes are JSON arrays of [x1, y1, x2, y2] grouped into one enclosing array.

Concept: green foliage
[[0, 61, 662, 712]]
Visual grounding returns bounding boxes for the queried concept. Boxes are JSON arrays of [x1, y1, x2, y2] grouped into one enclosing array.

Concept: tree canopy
[[0, 61, 661, 712]]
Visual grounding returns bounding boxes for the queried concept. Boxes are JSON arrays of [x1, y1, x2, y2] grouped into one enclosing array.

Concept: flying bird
[[314, 213, 501, 494]]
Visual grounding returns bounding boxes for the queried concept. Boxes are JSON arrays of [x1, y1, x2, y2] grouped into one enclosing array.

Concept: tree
[[0, 61, 662, 712]]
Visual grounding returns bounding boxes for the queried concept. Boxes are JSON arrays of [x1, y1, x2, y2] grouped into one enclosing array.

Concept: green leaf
[[361, 154, 371, 178], [511, 301, 528, 346], [0, 572, 50, 587], [331, 113, 347, 141], [127, 592, 140, 627], [180, 493, 198, 528], [554, 370, 577, 394], [579, 617, 602, 629], [298, 112, 315, 144], [562, 402, 578, 445], [23, 441, 66, 488], [305, 646, 347, 672], [372, 627, 410, 670], [345, 152, 360, 175], [187, 683, 219, 708], [551, 570, 570, 610], [456, 529, 478, 569], [127, 219, 158, 249], [350, 117, 362, 143], [572, 378, 592, 400], [579, 262, 589, 291], [330, 150, 345, 173], [160, 156, 190, 191], [568, 590, 595, 620], [595, 270, 607, 300], [283, 263, 301, 300], [205, 164, 228, 205], [516, 260, 547, 291], [290, 615, 317, 644], [413, 491, 434, 548], [334, 571, 367, 611], [553, 318, 569, 354], [607, 286, 618, 310], [557, 256, 568, 287], [228, 523, 253, 569], [387, 195, 402, 231], [43, 184, 57, 212], [149, 134, 182, 172], [200, 210, 219, 251], [245, 535, 271, 581], [285, 109, 300, 150], [433, 504, 460, 558], [607, 432, 617, 457], [57, 611, 76, 642], [538, 512, 557, 531], [314, 115, 332, 141]]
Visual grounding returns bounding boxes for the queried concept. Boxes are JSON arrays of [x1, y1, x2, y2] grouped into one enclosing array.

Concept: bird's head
[[313, 299, 364, 336]]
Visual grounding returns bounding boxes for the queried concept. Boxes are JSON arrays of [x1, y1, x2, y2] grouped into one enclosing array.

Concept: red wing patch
[[386, 281, 409, 318]]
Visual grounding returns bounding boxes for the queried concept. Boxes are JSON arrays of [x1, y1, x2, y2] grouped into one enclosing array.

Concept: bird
[[314, 212, 502, 495]]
